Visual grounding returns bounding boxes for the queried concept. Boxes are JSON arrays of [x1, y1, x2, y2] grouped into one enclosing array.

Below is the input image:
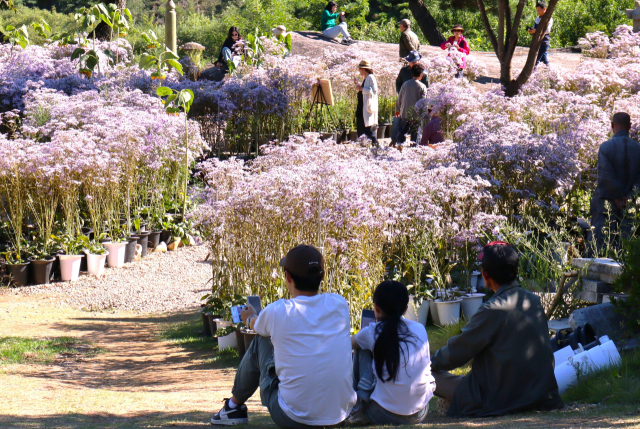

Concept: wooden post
[[627, 0, 640, 33], [165, 0, 177, 54]]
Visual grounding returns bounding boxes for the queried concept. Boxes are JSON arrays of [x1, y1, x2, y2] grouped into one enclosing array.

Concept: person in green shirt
[[322, 1, 354, 45]]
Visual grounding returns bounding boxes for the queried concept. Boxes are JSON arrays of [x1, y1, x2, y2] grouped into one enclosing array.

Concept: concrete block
[[569, 303, 627, 340], [602, 293, 626, 304], [582, 279, 613, 294], [575, 291, 603, 304], [572, 258, 622, 283]]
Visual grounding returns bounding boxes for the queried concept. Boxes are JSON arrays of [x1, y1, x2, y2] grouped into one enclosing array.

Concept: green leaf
[[166, 107, 181, 114], [156, 86, 173, 97], [85, 51, 98, 70], [103, 48, 116, 63], [166, 93, 177, 105], [165, 59, 183, 75], [163, 50, 179, 60], [139, 53, 156, 69], [71, 47, 86, 61]]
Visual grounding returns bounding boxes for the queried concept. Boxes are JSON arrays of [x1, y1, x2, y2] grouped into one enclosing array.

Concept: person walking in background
[[420, 101, 444, 146], [395, 63, 427, 147], [349, 280, 434, 425], [398, 19, 420, 59], [216, 26, 243, 71], [354, 60, 379, 146], [440, 25, 470, 79], [589, 112, 640, 254], [431, 241, 563, 417], [528, 1, 553, 66], [392, 51, 428, 146], [322, 1, 355, 45]]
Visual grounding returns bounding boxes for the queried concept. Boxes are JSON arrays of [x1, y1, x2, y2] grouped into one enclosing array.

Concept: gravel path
[[1, 245, 212, 313]]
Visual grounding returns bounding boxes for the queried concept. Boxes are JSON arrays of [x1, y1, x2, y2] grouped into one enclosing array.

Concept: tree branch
[[477, 0, 499, 57], [497, 0, 506, 58]]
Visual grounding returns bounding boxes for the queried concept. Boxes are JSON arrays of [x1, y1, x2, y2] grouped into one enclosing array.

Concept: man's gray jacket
[[592, 130, 640, 210], [399, 29, 420, 58], [431, 282, 563, 417]]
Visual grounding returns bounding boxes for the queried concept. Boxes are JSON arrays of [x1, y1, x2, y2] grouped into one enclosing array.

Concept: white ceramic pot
[[461, 293, 485, 319], [417, 301, 430, 326], [470, 271, 481, 289], [103, 242, 127, 268], [218, 332, 238, 351], [434, 298, 462, 325], [86, 251, 109, 276], [404, 296, 418, 322], [58, 254, 83, 281]]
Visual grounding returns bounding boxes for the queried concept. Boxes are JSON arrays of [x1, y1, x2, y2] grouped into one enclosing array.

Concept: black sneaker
[[211, 399, 249, 426]]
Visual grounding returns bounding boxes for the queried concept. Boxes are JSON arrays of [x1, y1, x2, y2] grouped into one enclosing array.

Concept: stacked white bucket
[[554, 335, 622, 394]]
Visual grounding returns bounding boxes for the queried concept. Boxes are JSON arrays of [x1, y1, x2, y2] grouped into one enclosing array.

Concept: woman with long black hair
[[350, 281, 434, 425], [216, 26, 244, 70]]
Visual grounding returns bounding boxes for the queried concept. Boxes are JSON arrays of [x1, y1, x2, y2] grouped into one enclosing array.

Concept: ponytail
[[372, 281, 418, 382]]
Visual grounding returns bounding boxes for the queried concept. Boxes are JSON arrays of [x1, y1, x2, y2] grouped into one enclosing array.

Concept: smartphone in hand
[[231, 305, 244, 324]]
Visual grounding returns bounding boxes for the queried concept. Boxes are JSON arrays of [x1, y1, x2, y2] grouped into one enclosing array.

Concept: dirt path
[[1, 293, 640, 428], [291, 31, 583, 91]]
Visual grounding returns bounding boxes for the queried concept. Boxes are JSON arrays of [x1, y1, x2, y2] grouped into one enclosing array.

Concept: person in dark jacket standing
[[392, 51, 428, 145], [589, 112, 640, 253], [398, 19, 420, 59], [431, 241, 563, 417]]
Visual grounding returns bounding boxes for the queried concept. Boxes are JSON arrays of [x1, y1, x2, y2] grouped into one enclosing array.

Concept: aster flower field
[[194, 26, 640, 322]]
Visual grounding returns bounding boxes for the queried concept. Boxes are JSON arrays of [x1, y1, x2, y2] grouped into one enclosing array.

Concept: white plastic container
[[103, 242, 127, 268], [58, 254, 83, 281], [404, 296, 418, 322], [218, 332, 238, 351], [461, 293, 485, 319], [553, 345, 576, 367], [428, 299, 440, 326], [417, 302, 430, 326], [434, 298, 462, 325], [86, 251, 109, 276], [470, 271, 481, 289]]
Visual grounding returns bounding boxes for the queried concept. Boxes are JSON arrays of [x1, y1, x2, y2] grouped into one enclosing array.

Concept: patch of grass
[[158, 313, 239, 368], [427, 319, 472, 376], [0, 336, 99, 365], [563, 350, 640, 405]]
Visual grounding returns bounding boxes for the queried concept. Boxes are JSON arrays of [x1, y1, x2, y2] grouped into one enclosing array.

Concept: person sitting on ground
[[589, 112, 640, 254], [395, 63, 428, 147], [431, 241, 563, 417], [440, 25, 470, 79], [216, 26, 243, 71], [322, 1, 355, 45], [350, 281, 435, 425], [392, 51, 428, 146], [528, 1, 553, 67], [354, 60, 379, 146], [420, 101, 444, 146], [398, 19, 420, 59], [211, 244, 356, 427]]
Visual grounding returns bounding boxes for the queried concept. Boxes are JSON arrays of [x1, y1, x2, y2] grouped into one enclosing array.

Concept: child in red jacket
[[440, 25, 470, 78]]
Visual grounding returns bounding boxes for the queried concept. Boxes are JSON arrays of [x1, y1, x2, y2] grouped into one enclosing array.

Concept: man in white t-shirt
[[211, 244, 356, 428], [528, 1, 553, 66]]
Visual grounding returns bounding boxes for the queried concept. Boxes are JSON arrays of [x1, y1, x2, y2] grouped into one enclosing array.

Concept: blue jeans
[[352, 349, 430, 425], [222, 47, 241, 68], [396, 118, 417, 145], [536, 39, 550, 66], [231, 335, 343, 429]]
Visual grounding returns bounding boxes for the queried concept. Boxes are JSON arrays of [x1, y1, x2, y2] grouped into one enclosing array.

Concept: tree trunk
[[118, 0, 126, 10], [408, 0, 446, 46]]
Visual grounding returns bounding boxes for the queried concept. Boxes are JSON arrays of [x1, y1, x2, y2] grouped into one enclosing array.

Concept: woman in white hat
[[354, 60, 379, 145]]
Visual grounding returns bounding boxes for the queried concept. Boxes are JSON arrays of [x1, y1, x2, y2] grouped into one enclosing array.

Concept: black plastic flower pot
[[124, 236, 139, 263], [79, 253, 88, 272], [51, 250, 65, 281], [28, 256, 55, 285], [159, 230, 172, 245], [236, 330, 247, 359], [384, 123, 392, 138], [243, 330, 257, 351], [201, 312, 212, 337], [208, 314, 223, 338], [147, 231, 161, 250], [136, 232, 150, 258], [377, 125, 387, 139], [7, 262, 30, 287]]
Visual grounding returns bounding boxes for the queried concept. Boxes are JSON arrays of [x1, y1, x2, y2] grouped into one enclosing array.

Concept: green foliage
[[563, 350, 640, 404], [613, 236, 640, 335], [140, 31, 183, 79], [51, 232, 86, 256], [0, 336, 100, 364]]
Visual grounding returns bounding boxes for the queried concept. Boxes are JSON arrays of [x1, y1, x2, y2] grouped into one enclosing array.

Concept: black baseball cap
[[279, 245, 325, 278]]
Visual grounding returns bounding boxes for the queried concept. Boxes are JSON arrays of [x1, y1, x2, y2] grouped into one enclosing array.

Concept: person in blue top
[[322, 1, 355, 45]]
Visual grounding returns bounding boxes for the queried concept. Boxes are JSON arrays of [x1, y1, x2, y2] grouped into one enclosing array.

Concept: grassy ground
[[0, 335, 100, 364], [1, 293, 639, 428]]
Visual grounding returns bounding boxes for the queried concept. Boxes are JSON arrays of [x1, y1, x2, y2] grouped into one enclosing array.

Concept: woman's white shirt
[[355, 319, 435, 415], [361, 74, 378, 127]]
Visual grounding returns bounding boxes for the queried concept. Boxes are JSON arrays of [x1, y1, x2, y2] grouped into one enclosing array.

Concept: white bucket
[[461, 293, 485, 319], [555, 360, 578, 394], [218, 332, 238, 351], [86, 252, 109, 276], [104, 242, 127, 268], [417, 302, 430, 327], [428, 299, 440, 326], [598, 340, 622, 367], [553, 345, 576, 367], [435, 298, 462, 325], [470, 271, 481, 289], [58, 254, 83, 281], [405, 297, 418, 322]]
